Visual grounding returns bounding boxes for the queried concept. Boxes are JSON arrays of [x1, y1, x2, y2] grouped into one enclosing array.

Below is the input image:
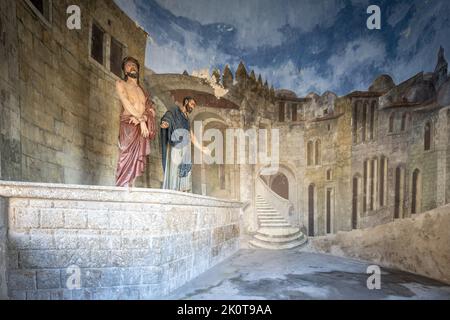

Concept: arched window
[[291, 104, 298, 122], [401, 113, 409, 131], [394, 166, 405, 219], [352, 176, 359, 229], [308, 184, 315, 236], [363, 160, 368, 213], [370, 101, 376, 140], [389, 113, 395, 133], [326, 169, 333, 181], [315, 140, 321, 165], [424, 121, 432, 151], [362, 103, 367, 142], [278, 102, 285, 122], [379, 156, 388, 207], [326, 188, 333, 234], [370, 158, 377, 211], [411, 169, 421, 214], [352, 102, 359, 144], [307, 141, 314, 166]]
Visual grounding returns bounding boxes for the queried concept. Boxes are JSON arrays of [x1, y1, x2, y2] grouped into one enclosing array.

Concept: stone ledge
[[1, 181, 241, 300], [0, 181, 242, 208]]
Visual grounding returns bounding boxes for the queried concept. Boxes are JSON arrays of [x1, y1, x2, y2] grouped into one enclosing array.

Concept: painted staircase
[[249, 195, 307, 250]]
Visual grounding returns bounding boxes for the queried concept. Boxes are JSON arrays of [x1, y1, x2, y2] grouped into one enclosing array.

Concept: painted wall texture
[[306, 204, 450, 285]]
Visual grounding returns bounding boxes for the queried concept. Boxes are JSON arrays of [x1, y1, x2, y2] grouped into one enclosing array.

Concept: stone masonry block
[[8, 270, 36, 290], [36, 269, 61, 289]]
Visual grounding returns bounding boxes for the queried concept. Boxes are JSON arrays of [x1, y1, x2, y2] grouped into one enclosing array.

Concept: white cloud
[[147, 27, 239, 74], [153, 0, 346, 49], [386, 0, 450, 83], [114, 0, 450, 97], [328, 38, 386, 79], [250, 38, 387, 96]]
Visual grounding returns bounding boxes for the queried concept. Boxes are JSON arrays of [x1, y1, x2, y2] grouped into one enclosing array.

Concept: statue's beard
[[126, 71, 139, 79]]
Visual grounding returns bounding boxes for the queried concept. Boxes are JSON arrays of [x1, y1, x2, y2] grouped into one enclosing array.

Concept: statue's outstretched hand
[[202, 147, 212, 157]]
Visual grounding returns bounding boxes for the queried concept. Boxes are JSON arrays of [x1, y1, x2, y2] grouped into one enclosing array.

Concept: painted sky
[[114, 0, 450, 96]]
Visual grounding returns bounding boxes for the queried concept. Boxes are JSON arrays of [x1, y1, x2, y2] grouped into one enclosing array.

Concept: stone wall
[[1, 0, 147, 185], [0, 197, 8, 299], [0, 0, 21, 180], [0, 181, 241, 300], [306, 204, 450, 285]]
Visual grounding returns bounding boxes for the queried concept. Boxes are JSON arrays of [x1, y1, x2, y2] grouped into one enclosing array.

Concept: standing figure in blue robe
[[160, 97, 208, 192]]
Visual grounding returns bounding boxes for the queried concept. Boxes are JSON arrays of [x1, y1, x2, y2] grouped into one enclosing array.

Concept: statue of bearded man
[[115, 56, 156, 187]]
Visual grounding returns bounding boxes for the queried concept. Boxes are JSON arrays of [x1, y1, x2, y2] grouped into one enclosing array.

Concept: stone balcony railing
[[0, 181, 242, 300]]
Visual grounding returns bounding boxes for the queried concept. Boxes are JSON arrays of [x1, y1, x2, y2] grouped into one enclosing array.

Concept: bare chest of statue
[[123, 82, 146, 115]]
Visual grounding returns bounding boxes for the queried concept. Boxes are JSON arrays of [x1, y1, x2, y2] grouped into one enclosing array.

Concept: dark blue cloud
[[114, 0, 450, 96]]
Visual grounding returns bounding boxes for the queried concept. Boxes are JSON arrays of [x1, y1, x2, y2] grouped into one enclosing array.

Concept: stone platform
[[0, 181, 242, 300]]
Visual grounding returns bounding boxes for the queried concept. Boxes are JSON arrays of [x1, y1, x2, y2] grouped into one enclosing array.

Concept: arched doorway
[[411, 169, 421, 214], [190, 111, 237, 199], [308, 184, 315, 236], [270, 173, 289, 200], [352, 175, 360, 230], [424, 122, 432, 151], [326, 188, 333, 234], [394, 166, 405, 219]]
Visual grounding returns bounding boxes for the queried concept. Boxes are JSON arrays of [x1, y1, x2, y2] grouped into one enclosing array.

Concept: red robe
[[115, 88, 156, 187]]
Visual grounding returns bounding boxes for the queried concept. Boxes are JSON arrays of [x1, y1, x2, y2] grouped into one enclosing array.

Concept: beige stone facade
[[146, 51, 450, 238]]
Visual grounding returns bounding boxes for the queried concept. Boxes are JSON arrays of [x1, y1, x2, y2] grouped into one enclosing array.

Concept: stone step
[[249, 237, 308, 250], [254, 231, 304, 243], [257, 216, 285, 220], [260, 223, 291, 228], [259, 219, 287, 224], [256, 209, 278, 212], [257, 227, 301, 238], [257, 212, 280, 215], [258, 216, 285, 220]]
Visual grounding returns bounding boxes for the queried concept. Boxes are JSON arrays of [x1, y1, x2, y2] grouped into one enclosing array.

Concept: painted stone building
[[0, 0, 449, 300], [145, 48, 450, 247], [1, 0, 449, 249]]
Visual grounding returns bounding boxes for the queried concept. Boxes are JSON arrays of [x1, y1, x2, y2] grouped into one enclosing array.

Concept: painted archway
[[190, 111, 239, 200]]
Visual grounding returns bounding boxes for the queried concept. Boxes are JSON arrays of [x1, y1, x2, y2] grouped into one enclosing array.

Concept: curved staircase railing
[[255, 176, 294, 225]]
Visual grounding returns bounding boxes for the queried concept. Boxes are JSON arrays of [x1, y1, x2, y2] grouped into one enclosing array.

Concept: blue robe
[[160, 107, 192, 191]]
